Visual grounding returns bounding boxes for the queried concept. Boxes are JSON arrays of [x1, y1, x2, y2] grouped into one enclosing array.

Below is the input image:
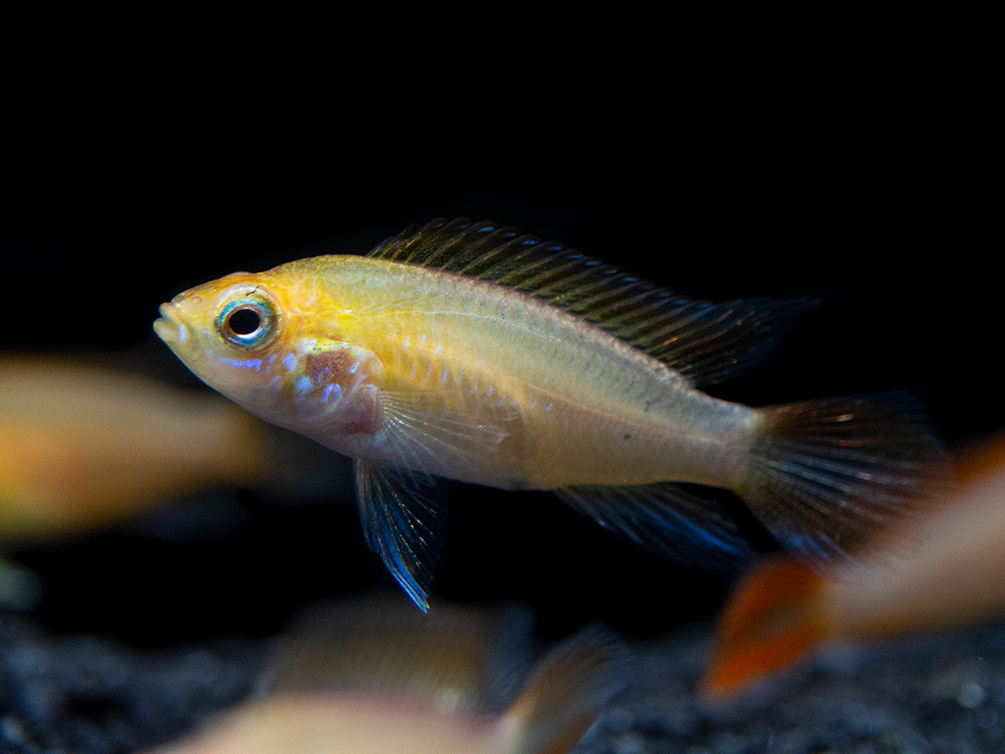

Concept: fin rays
[[556, 483, 753, 568], [355, 459, 445, 611], [742, 394, 951, 563], [369, 218, 815, 386], [354, 391, 516, 610], [378, 389, 515, 483]]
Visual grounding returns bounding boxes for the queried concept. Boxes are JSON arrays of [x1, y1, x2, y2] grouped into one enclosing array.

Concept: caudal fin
[[738, 393, 950, 564], [701, 556, 826, 697]]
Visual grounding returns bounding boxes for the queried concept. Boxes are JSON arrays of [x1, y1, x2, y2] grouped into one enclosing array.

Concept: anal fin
[[555, 483, 754, 568]]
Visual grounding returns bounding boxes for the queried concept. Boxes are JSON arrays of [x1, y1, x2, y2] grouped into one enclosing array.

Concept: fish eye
[[216, 287, 281, 350]]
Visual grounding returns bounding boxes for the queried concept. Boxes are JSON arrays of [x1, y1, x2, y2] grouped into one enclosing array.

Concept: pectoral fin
[[378, 388, 516, 481], [355, 459, 447, 612]]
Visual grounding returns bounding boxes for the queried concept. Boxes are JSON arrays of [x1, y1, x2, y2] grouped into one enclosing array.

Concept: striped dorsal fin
[[368, 218, 812, 386]]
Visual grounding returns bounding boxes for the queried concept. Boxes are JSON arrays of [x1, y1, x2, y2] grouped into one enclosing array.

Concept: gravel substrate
[[2, 608, 1003, 753], [585, 623, 1005, 754]]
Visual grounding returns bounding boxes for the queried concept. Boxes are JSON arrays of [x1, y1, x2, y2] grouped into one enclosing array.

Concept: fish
[[154, 217, 947, 610], [144, 598, 628, 754], [0, 356, 272, 545], [0, 355, 278, 610], [0, 355, 357, 610], [702, 431, 1005, 697]]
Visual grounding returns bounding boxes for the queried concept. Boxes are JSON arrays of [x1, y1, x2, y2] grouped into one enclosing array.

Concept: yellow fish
[[145, 599, 627, 754], [154, 218, 946, 609]]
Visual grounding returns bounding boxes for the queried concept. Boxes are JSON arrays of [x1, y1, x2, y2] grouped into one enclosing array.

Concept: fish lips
[[153, 302, 189, 348]]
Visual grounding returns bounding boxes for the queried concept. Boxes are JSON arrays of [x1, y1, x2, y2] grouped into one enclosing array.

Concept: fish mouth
[[153, 302, 187, 347]]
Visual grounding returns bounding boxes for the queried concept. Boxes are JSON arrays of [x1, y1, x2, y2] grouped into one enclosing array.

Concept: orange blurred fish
[[0, 357, 271, 545], [145, 599, 627, 754], [702, 432, 1005, 697], [154, 217, 946, 609]]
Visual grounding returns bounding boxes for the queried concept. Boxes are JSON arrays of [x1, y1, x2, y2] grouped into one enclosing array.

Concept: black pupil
[[229, 307, 263, 335]]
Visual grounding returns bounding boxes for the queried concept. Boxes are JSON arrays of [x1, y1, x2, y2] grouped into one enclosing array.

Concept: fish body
[[157, 254, 750, 492], [0, 357, 270, 544], [150, 695, 514, 754], [703, 432, 1005, 697], [148, 696, 529, 754], [155, 218, 946, 608], [146, 599, 627, 754]]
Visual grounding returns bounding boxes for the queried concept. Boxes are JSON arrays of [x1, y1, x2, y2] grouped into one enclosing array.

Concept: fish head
[[154, 264, 378, 434]]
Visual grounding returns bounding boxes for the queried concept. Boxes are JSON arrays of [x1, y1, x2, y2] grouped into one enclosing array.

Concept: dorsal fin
[[369, 218, 813, 386]]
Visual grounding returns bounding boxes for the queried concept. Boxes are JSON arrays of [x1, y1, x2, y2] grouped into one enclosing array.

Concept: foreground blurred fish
[[702, 432, 1005, 697], [146, 599, 627, 754], [154, 218, 946, 609]]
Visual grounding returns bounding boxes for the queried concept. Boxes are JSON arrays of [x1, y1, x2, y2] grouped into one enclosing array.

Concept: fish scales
[[301, 255, 754, 491], [155, 217, 948, 609]]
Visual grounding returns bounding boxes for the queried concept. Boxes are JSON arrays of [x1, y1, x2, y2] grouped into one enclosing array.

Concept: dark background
[[3, 61, 998, 653]]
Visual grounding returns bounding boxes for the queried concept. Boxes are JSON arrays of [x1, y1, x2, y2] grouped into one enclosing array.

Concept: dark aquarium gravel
[[3, 610, 1005, 753]]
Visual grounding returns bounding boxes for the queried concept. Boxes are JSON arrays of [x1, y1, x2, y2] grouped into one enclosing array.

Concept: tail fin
[[738, 393, 950, 564], [701, 556, 826, 697], [506, 629, 629, 754]]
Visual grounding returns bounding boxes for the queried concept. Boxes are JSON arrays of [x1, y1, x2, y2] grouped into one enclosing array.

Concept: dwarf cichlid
[[154, 218, 946, 609], [144, 598, 627, 754]]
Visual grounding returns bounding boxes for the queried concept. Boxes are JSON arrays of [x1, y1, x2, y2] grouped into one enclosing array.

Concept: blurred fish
[[145, 598, 628, 754], [0, 356, 272, 544], [702, 432, 1005, 697], [154, 217, 947, 609]]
